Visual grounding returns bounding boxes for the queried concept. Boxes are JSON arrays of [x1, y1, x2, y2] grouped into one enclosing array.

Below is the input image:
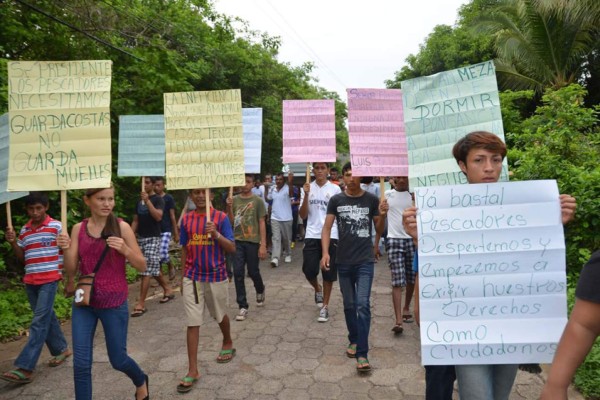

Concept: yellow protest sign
[[164, 89, 244, 189], [7, 61, 112, 190]]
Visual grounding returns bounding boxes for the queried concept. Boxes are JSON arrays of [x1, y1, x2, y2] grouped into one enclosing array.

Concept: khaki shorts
[[182, 278, 229, 326]]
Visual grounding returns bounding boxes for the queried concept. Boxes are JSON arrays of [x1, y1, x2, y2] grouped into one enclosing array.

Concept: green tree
[[507, 84, 600, 271], [471, 0, 600, 92]]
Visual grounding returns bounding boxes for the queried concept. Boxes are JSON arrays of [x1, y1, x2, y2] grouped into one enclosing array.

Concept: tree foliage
[[506, 84, 600, 271], [471, 0, 600, 93]]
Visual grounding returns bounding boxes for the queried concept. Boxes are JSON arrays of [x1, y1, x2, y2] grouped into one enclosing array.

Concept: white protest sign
[[416, 180, 567, 365], [243, 108, 262, 174], [118, 115, 165, 177]]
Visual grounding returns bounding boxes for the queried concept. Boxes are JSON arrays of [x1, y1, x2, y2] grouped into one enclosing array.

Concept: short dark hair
[[245, 173, 255, 181], [361, 176, 374, 184], [342, 162, 352, 175], [275, 172, 284, 178], [330, 167, 338, 173], [452, 131, 507, 165], [146, 176, 159, 184], [154, 176, 165, 183], [312, 162, 329, 168], [24, 191, 48, 207]]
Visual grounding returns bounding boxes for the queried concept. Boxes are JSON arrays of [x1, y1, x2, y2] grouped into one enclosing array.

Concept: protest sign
[[118, 115, 165, 177], [402, 61, 509, 188], [347, 88, 407, 177], [1, 113, 28, 204], [282, 99, 336, 163], [164, 89, 244, 189], [243, 108, 262, 173], [416, 180, 567, 365], [7, 60, 112, 190]]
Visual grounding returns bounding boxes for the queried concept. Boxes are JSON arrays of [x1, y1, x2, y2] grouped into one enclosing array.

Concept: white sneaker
[[270, 258, 279, 268], [318, 306, 329, 322], [235, 308, 248, 321], [284, 255, 292, 263]]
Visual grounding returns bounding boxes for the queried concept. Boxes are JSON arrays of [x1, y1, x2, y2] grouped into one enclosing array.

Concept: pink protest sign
[[347, 88, 408, 177], [282, 99, 336, 163]]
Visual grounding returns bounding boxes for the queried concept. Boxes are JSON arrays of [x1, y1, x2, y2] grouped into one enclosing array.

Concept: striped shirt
[[17, 215, 63, 285], [180, 208, 233, 283]]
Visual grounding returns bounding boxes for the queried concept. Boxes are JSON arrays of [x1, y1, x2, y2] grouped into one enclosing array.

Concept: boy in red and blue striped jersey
[[1, 192, 71, 385], [177, 188, 236, 394]]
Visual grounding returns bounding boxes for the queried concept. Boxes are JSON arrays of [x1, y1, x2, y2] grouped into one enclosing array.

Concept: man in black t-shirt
[[131, 177, 175, 317], [320, 162, 387, 373]]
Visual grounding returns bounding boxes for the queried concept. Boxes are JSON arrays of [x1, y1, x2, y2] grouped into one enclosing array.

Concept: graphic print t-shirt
[[327, 191, 380, 265], [232, 195, 266, 243]]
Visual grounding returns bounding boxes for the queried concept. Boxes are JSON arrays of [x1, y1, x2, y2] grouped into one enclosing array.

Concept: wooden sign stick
[[61, 190, 67, 232], [6, 201, 12, 230], [379, 177, 385, 201], [306, 163, 311, 184]]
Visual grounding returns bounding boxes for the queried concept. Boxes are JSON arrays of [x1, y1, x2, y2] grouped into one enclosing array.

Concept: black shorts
[[302, 238, 337, 282]]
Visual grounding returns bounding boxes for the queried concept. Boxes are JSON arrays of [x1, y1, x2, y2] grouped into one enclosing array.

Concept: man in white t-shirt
[[265, 172, 294, 267], [383, 176, 415, 334], [299, 162, 342, 322]]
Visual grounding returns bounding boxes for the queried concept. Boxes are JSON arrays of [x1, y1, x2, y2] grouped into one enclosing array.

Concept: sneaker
[[270, 258, 279, 268], [256, 292, 265, 307], [315, 291, 324, 308], [318, 306, 329, 322], [284, 255, 292, 263], [235, 308, 248, 321]]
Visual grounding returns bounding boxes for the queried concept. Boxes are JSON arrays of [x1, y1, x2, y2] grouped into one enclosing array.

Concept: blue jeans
[[425, 365, 456, 400], [233, 241, 265, 310], [337, 262, 374, 359], [455, 364, 518, 400], [72, 301, 145, 400], [15, 281, 68, 371]]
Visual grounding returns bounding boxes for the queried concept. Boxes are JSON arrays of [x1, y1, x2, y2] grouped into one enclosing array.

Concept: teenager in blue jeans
[[1, 192, 71, 385], [60, 187, 149, 400], [403, 131, 577, 399], [320, 162, 387, 372]]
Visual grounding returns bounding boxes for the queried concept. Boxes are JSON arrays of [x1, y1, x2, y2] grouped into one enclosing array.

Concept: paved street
[[0, 245, 583, 399]]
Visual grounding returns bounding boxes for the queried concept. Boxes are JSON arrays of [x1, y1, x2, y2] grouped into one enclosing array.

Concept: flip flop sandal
[[48, 351, 71, 367], [356, 357, 372, 372], [346, 343, 357, 358], [131, 308, 147, 317], [392, 324, 404, 334], [176, 376, 199, 393], [0, 369, 32, 384], [402, 314, 414, 323], [216, 348, 236, 363], [159, 294, 175, 304]]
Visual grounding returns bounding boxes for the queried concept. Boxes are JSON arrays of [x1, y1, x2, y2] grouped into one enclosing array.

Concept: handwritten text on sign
[[282, 100, 336, 163], [347, 88, 407, 177], [416, 180, 566, 365], [7, 61, 112, 190], [243, 108, 262, 174], [402, 61, 508, 188], [164, 90, 244, 189]]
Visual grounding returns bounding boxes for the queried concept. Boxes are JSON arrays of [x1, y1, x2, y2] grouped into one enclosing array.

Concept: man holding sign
[[320, 162, 388, 372], [299, 162, 341, 323], [403, 131, 577, 400]]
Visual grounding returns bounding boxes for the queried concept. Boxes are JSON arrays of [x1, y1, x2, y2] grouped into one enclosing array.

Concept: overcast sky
[[213, 0, 469, 99]]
